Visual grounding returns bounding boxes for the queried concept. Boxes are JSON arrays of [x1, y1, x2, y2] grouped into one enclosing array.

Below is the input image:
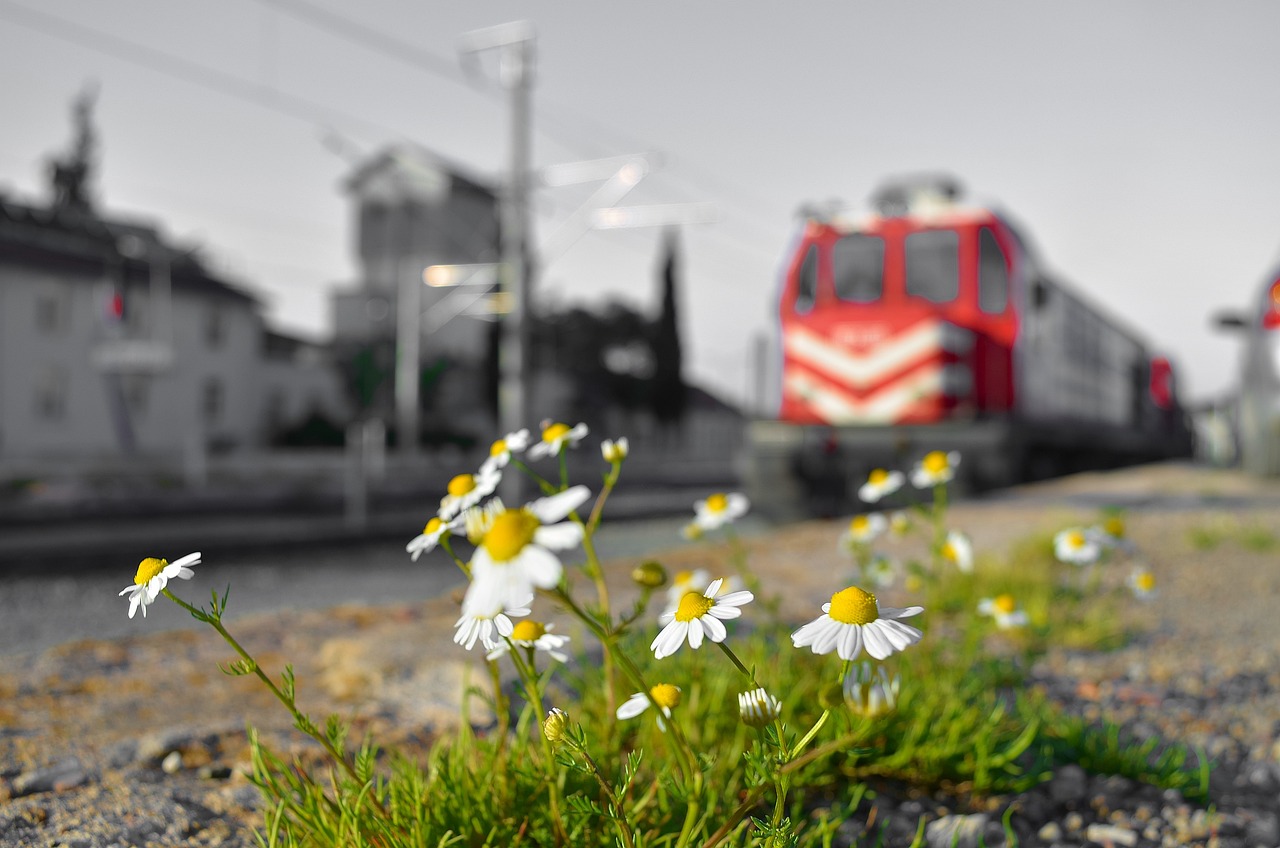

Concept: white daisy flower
[[527, 421, 589, 460], [858, 468, 905, 503], [889, 511, 913, 536], [693, 492, 750, 531], [480, 428, 531, 474], [941, 530, 974, 573], [439, 466, 501, 521], [1127, 567, 1157, 601], [651, 577, 755, 659], [616, 683, 681, 731], [738, 687, 782, 728], [841, 512, 888, 547], [464, 486, 591, 611], [406, 515, 459, 561], [1054, 527, 1101, 565], [865, 554, 898, 589], [791, 585, 923, 661], [977, 594, 1029, 630], [486, 620, 571, 663], [601, 437, 630, 464], [119, 552, 200, 619], [910, 450, 960, 488], [664, 568, 711, 611], [453, 595, 532, 651], [844, 662, 900, 718]]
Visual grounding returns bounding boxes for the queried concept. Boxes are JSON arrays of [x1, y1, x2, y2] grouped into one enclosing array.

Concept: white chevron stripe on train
[[783, 320, 944, 391]]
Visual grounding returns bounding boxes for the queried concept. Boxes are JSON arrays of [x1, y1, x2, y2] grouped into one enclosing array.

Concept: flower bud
[[543, 708, 569, 745], [738, 687, 782, 728], [631, 560, 668, 589], [601, 437, 630, 464], [844, 662, 900, 718]]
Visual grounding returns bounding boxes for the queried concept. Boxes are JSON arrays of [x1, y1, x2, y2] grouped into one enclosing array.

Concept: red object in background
[[1149, 356, 1175, 410], [1262, 279, 1280, 329], [105, 289, 125, 321], [776, 209, 1018, 426]]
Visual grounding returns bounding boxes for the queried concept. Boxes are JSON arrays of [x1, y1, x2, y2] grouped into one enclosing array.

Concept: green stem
[[506, 641, 569, 845], [576, 746, 637, 848], [440, 536, 471, 579]]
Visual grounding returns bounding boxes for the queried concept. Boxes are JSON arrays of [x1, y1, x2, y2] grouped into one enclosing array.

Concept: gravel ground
[[3, 462, 1280, 847]]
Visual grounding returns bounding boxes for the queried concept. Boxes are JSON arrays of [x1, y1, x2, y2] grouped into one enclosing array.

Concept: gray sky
[[2, 1, 1279, 407]]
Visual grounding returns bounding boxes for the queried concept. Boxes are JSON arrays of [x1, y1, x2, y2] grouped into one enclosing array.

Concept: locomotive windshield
[[905, 229, 959, 304], [833, 234, 884, 303]]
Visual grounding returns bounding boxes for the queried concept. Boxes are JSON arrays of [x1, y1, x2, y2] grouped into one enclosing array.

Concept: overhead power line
[[0, 0, 410, 140]]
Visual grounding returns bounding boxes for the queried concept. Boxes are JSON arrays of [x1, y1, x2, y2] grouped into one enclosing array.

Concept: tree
[[650, 228, 686, 428]]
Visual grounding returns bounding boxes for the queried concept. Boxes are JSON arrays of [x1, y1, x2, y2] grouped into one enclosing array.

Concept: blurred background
[[2, 2, 1279, 606]]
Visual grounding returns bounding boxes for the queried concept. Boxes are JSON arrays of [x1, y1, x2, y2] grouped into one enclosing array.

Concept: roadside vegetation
[[118, 428, 1204, 847]]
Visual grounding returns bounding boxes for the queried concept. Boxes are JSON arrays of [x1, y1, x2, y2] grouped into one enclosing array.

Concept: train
[[744, 175, 1194, 518]]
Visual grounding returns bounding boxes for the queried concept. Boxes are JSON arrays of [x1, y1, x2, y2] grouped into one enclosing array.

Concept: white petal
[[517, 546, 564, 589], [879, 605, 924, 619], [651, 621, 686, 659], [702, 615, 727, 643], [531, 486, 591, 523], [616, 693, 651, 720], [533, 521, 584, 551], [838, 622, 863, 660], [791, 617, 826, 648], [880, 619, 923, 649], [169, 552, 201, 570], [811, 619, 843, 655], [716, 591, 755, 608], [863, 622, 895, 660], [707, 604, 742, 620], [687, 617, 705, 650], [703, 578, 724, 598]]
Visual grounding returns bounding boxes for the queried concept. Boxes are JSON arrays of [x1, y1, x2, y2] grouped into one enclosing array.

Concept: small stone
[[1063, 811, 1084, 833], [197, 764, 233, 780], [925, 813, 987, 848], [11, 758, 90, 797], [1049, 764, 1089, 806], [161, 751, 183, 774], [1037, 821, 1062, 842], [1085, 822, 1138, 846]]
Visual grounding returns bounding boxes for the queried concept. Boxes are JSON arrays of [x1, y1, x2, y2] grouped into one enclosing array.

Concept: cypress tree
[[650, 227, 686, 427]]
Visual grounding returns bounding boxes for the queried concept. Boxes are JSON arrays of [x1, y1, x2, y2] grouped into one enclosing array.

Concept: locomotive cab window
[[978, 228, 1009, 314], [905, 230, 959, 304], [833, 234, 884, 303], [794, 244, 818, 313]]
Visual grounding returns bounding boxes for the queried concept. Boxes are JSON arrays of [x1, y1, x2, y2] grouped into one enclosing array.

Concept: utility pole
[[461, 21, 534, 503]]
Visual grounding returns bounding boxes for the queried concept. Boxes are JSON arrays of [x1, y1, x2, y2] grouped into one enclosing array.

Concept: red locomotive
[[746, 176, 1193, 517]]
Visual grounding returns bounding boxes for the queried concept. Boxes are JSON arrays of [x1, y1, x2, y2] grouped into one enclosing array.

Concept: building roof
[[344, 143, 497, 205], [0, 192, 259, 305]]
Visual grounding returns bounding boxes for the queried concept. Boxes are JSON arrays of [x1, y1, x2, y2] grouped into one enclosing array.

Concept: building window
[[35, 364, 69, 420], [205, 305, 225, 348], [203, 377, 224, 423], [35, 286, 69, 335]]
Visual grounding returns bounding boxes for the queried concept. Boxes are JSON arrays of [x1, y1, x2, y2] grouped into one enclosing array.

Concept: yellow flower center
[[1066, 530, 1085, 549], [706, 493, 729, 513], [828, 586, 879, 625], [673, 570, 694, 587], [993, 594, 1017, 614], [675, 590, 713, 622], [482, 509, 541, 562], [542, 422, 571, 444], [510, 620, 547, 642], [649, 683, 681, 710], [1135, 572, 1155, 592], [922, 451, 949, 475], [489, 438, 507, 457], [134, 557, 167, 586], [1104, 517, 1125, 538], [423, 516, 444, 535], [447, 474, 477, 497], [850, 515, 870, 535], [868, 468, 889, 486], [942, 542, 958, 562]]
